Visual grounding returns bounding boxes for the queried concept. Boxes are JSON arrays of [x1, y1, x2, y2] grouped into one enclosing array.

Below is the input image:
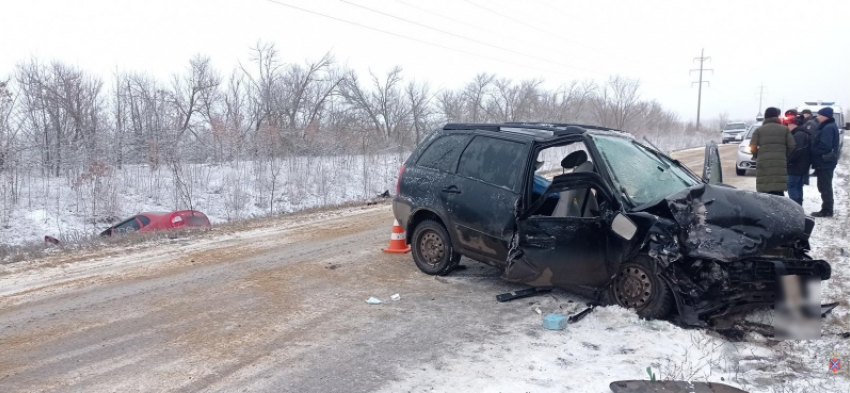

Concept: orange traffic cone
[[383, 220, 411, 254]]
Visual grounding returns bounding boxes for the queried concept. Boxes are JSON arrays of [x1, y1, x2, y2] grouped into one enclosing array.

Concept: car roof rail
[[443, 122, 619, 138], [505, 121, 623, 133]]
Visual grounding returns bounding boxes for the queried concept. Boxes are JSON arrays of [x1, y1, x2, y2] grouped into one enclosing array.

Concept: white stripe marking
[[391, 233, 405, 240]]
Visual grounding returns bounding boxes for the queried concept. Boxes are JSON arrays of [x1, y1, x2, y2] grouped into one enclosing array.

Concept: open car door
[[702, 141, 723, 185], [505, 172, 622, 289]]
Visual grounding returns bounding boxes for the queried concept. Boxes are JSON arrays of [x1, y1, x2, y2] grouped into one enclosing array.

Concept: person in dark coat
[[750, 107, 796, 195], [785, 110, 811, 205], [810, 107, 840, 217], [800, 109, 820, 136]]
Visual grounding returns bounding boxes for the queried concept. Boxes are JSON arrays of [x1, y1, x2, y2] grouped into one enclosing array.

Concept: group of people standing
[[749, 106, 841, 217]]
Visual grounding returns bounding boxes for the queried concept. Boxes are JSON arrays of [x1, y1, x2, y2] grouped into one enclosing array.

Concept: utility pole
[[756, 83, 767, 116], [690, 48, 713, 131]]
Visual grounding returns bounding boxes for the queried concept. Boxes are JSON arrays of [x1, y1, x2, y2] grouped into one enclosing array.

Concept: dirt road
[[0, 145, 753, 393]]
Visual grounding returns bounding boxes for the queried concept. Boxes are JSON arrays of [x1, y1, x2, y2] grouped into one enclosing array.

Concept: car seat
[[551, 151, 598, 217]]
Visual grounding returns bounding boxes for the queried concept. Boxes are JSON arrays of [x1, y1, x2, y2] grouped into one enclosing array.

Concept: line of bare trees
[[0, 43, 718, 231]]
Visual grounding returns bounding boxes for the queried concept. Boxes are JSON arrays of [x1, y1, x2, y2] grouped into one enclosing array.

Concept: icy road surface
[[2, 143, 850, 393]]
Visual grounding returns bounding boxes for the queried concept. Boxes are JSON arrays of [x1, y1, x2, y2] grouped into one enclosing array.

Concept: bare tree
[[591, 76, 643, 129]]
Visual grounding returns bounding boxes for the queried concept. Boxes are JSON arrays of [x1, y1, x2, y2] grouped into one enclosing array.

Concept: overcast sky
[[2, 0, 848, 124]]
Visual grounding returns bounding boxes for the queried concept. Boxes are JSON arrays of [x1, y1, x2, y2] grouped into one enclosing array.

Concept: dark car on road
[[392, 123, 831, 326]]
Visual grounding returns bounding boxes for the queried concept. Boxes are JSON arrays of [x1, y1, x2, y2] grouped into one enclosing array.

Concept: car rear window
[[457, 136, 526, 191], [416, 134, 468, 172]]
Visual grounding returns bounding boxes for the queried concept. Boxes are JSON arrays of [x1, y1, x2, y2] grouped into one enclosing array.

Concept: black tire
[[411, 220, 461, 276], [610, 256, 674, 319], [736, 168, 746, 176]]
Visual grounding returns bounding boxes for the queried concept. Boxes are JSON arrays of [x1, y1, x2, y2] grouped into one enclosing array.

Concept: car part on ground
[[609, 380, 749, 393], [495, 287, 552, 302]]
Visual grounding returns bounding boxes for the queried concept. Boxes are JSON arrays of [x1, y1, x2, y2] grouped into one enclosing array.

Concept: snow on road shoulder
[[0, 204, 389, 304], [376, 146, 850, 393]]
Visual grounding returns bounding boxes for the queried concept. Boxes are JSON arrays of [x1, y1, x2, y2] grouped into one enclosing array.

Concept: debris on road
[[366, 297, 382, 304], [495, 287, 551, 302], [542, 313, 567, 330], [567, 306, 594, 324], [390, 293, 401, 301], [609, 380, 749, 393]]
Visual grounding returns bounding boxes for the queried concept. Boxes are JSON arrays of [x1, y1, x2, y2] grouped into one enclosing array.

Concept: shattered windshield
[[591, 135, 700, 207]]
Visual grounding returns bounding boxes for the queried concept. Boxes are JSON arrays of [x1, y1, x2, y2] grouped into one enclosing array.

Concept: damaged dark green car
[[392, 123, 831, 326]]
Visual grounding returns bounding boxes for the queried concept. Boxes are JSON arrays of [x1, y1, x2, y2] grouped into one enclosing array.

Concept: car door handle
[[524, 235, 556, 248], [441, 186, 462, 194]]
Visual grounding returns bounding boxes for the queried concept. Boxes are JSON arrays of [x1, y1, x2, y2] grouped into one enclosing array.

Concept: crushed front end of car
[[638, 183, 831, 326]]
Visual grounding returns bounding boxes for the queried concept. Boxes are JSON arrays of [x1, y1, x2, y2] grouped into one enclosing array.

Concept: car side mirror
[[611, 213, 637, 241], [845, 122, 849, 130]]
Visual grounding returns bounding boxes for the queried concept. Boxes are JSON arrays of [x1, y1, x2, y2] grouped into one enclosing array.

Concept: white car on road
[[736, 121, 760, 176], [721, 122, 748, 144]]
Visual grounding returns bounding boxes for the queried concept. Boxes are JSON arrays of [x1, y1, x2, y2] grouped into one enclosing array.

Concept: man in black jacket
[[800, 109, 820, 136], [785, 110, 811, 205], [810, 107, 840, 217]]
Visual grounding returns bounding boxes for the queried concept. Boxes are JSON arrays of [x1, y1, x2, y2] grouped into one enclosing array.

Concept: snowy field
[[378, 140, 850, 393], [0, 153, 406, 246]]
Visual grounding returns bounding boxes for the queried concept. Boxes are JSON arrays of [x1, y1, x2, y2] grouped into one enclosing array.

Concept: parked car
[[100, 210, 211, 237], [393, 123, 830, 326], [721, 122, 748, 144], [735, 121, 761, 176]]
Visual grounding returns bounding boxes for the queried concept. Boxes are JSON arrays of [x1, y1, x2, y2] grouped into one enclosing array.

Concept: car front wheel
[[736, 168, 746, 176], [610, 256, 673, 319], [411, 220, 461, 276]]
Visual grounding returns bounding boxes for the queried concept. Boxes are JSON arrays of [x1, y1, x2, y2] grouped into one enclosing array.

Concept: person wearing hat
[[800, 109, 820, 136], [785, 109, 811, 205], [749, 107, 796, 196], [810, 107, 839, 217]]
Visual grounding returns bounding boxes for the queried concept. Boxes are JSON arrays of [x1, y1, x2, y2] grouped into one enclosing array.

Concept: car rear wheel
[[736, 168, 746, 176], [610, 256, 673, 319], [411, 220, 461, 276]]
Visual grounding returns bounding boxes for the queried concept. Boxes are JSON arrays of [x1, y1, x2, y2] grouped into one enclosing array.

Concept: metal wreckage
[[498, 131, 832, 328]]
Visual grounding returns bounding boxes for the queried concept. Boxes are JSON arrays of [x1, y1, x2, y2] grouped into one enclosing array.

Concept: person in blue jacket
[[810, 107, 840, 217]]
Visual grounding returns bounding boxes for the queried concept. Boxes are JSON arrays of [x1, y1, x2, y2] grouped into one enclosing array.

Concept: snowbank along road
[[3, 143, 850, 393]]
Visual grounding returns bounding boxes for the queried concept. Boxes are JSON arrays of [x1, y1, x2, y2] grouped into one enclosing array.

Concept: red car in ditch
[[100, 210, 211, 237]]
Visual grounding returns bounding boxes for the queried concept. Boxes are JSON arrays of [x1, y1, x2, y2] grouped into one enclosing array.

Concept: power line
[[339, 0, 601, 75], [459, 0, 686, 89], [756, 83, 767, 116], [461, 0, 597, 54], [690, 48, 713, 131], [394, 0, 567, 57], [265, 0, 581, 79]]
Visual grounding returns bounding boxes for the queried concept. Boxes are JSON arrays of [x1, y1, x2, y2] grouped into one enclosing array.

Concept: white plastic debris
[[534, 307, 542, 315], [366, 297, 382, 304], [390, 294, 401, 301]]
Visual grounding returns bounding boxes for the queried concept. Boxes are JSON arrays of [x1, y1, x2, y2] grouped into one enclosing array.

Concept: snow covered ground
[[377, 139, 850, 393], [0, 153, 405, 246]]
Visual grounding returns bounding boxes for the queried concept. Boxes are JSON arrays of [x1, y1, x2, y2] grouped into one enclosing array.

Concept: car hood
[[661, 183, 810, 261]]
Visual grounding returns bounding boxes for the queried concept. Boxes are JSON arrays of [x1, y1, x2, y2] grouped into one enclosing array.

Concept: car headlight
[[738, 145, 751, 154], [735, 135, 743, 140]]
